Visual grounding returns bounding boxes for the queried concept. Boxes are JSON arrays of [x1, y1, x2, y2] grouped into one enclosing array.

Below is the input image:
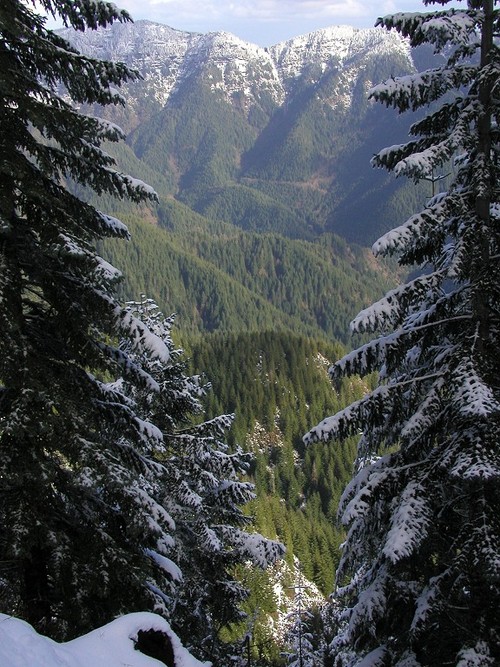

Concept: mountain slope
[[62, 20, 423, 244]]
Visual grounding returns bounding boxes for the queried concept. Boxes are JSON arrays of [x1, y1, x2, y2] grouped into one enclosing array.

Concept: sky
[[111, 1, 462, 46], [43, 1, 462, 47]]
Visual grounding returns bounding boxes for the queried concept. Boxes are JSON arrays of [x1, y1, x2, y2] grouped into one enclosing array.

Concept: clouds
[[115, 0, 373, 44], [120, 0, 369, 23], [79, 1, 461, 46], [221, 1, 367, 21], [120, 0, 433, 22]]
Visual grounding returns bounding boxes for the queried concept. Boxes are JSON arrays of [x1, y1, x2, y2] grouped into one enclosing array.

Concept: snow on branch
[[198, 524, 222, 552], [369, 64, 477, 113], [392, 109, 474, 179], [115, 306, 170, 364], [145, 549, 183, 582], [304, 384, 393, 445], [97, 344, 161, 393], [177, 480, 203, 509], [134, 416, 164, 446], [356, 646, 388, 667], [96, 210, 130, 239], [375, 101, 477, 180], [212, 479, 256, 506], [217, 526, 285, 568], [188, 413, 235, 437], [120, 174, 158, 200], [56, 232, 87, 257], [103, 168, 158, 202], [332, 332, 403, 379], [377, 10, 480, 50], [392, 138, 457, 179], [400, 377, 445, 443], [90, 115, 127, 142], [456, 641, 497, 666], [383, 481, 431, 563], [410, 570, 451, 639], [350, 271, 444, 334], [347, 565, 389, 640], [342, 461, 397, 525], [126, 483, 176, 534], [371, 195, 451, 257], [452, 357, 500, 418], [94, 255, 122, 282], [449, 432, 500, 481], [338, 454, 392, 520], [464, 521, 500, 580]]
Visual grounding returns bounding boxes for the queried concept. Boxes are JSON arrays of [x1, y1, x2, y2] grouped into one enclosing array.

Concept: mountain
[[64, 22, 410, 118], [58, 18, 426, 345], [62, 20, 428, 245]]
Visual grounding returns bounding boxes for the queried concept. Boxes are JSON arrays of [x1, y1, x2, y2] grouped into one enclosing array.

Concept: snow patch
[[0, 612, 208, 667]]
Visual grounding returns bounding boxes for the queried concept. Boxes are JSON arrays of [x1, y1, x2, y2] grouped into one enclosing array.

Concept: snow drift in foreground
[[0, 612, 209, 667]]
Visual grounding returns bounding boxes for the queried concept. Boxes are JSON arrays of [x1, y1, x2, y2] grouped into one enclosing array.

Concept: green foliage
[[221, 564, 283, 664], [68, 24, 432, 247], [130, 79, 257, 194], [189, 331, 371, 594], [188, 183, 310, 237], [102, 216, 303, 337]]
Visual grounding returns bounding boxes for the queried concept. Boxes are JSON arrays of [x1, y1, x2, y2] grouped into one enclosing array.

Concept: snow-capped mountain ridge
[[61, 20, 414, 114], [270, 25, 411, 88]]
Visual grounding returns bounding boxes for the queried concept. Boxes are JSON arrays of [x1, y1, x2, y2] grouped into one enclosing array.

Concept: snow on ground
[[0, 612, 209, 667]]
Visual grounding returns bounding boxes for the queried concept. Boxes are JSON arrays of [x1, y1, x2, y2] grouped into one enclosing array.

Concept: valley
[[64, 18, 426, 659]]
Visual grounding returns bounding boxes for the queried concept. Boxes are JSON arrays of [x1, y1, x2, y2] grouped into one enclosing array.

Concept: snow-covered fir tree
[[118, 298, 284, 662], [305, 1, 500, 665], [0, 0, 185, 640], [284, 585, 326, 667]]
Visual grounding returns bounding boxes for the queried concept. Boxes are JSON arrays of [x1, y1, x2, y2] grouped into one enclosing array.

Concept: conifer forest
[[0, 1, 499, 666]]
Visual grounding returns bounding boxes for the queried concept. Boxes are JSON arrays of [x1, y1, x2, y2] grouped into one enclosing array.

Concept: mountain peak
[[270, 24, 412, 88]]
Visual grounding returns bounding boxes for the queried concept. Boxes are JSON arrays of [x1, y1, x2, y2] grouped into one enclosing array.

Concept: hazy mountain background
[[61, 20, 439, 342]]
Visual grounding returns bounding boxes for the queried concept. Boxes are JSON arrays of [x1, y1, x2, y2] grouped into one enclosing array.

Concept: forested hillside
[[184, 330, 373, 662], [189, 331, 373, 589], [102, 204, 395, 342], [97, 184, 394, 633]]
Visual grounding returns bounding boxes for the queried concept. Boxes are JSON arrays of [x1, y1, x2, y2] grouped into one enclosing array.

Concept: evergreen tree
[[0, 0, 177, 640], [306, 1, 500, 665], [284, 594, 326, 667], [118, 298, 284, 662]]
